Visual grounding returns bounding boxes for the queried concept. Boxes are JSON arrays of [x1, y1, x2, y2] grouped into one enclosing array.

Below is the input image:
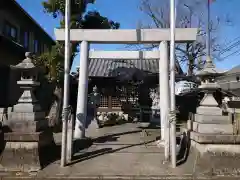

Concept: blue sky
[[16, 0, 240, 72]]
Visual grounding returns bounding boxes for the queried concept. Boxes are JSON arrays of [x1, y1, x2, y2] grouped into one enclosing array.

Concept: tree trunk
[[187, 64, 194, 76], [47, 86, 63, 132], [187, 56, 194, 76]]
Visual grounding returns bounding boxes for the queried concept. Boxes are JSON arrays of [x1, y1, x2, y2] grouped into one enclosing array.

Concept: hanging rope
[[169, 110, 177, 124], [62, 105, 72, 121]]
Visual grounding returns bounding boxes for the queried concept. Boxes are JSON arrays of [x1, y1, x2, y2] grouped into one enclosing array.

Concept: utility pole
[[170, 0, 177, 168], [206, 0, 214, 67], [61, 0, 71, 167], [183, 4, 192, 28]]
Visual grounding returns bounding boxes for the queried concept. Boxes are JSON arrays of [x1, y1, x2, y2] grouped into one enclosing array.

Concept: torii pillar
[[74, 41, 89, 138], [159, 41, 170, 160]]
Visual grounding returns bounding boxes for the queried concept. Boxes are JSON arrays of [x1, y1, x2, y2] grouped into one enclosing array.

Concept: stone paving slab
[[34, 124, 198, 178], [195, 151, 240, 177], [0, 175, 230, 180], [1, 123, 240, 179]]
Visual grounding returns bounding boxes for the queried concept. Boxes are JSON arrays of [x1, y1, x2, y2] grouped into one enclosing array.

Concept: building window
[[38, 41, 42, 54], [4, 21, 18, 41], [41, 43, 45, 54], [100, 96, 108, 108], [34, 40, 38, 53], [24, 32, 29, 48]]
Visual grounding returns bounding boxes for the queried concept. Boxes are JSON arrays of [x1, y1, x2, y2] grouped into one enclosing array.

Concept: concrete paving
[[41, 123, 194, 177], [1, 123, 240, 179]]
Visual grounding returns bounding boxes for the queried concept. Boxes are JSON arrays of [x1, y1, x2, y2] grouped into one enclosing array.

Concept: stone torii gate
[[54, 27, 197, 159]]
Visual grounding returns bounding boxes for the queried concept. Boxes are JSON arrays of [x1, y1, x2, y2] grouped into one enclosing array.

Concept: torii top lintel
[[54, 28, 198, 44]]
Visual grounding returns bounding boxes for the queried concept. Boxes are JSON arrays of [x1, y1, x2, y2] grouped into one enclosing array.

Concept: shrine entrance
[[87, 51, 160, 122], [54, 27, 198, 167], [55, 27, 197, 137]]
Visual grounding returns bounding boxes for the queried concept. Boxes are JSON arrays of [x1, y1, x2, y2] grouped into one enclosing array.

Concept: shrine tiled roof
[[88, 59, 159, 77], [226, 65, 240, 75]]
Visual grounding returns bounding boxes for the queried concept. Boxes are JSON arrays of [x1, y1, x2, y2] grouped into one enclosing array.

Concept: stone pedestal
[[0, 53, 56, 172], [0, 108, 7, 122], [0, 131, 55, 172], [189, 62, 240, 175], [189, 83, 240, 147]]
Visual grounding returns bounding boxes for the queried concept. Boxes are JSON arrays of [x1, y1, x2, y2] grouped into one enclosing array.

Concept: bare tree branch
[[135, 0, 233, 75]]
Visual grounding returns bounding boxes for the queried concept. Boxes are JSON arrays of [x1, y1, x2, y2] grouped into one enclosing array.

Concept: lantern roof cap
[[12, 52, 38, 70]]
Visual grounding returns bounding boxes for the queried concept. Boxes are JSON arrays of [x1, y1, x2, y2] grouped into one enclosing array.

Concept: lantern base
[[9, 111, 45, 122], [4, 119, 48, 132], [0, 131, 57, 172]]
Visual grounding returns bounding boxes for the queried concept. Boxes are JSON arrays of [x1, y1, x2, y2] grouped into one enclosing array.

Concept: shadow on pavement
[[93, 130, 141, 143], [52, 129, 143, 164], [177, 131, 191, 166], [53, 138, 94, 162], [69, 140, 156, 166], [73, 138, 94, 154]]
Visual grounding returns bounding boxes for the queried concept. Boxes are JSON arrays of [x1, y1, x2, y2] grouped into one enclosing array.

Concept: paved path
[[37, 123, 197, 178], [1, 123, 240, 179]]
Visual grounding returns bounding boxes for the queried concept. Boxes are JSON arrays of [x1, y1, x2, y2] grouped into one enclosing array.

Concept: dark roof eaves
[[12, 0, 55, 44]]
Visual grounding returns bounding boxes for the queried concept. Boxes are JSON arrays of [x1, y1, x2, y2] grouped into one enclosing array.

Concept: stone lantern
[[89, 85, 101, 107], [89, 85, 101, 128], [9, 52, 45, 122], [0, 52, 55, 172], [195, 62, 223, 116], [189, 58, 240, 175], [189, 60, 234, 141]]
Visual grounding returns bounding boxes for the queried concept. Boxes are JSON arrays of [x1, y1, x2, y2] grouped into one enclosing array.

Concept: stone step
[[190, 131, 240, 144], [192, 122, 233, 134], [196, 106, 222, 116], [194, 114, 231, 124]]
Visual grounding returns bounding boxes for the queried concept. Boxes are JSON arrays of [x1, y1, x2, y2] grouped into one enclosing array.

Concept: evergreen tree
[[35, 0, 120, 128]]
